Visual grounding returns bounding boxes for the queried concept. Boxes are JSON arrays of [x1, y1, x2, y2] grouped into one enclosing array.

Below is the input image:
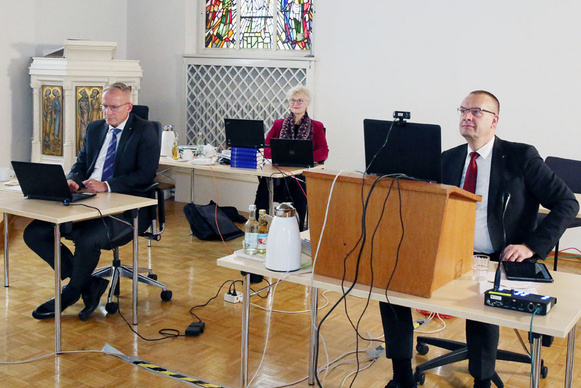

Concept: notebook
[[270, 138, 315, 168], [363, 118, 442, 182], [11, 161, 96, 203], [224, 118, 266, 149]]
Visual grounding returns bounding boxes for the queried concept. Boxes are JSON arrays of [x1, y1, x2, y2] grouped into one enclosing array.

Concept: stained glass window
[[277, 0, 312, 50], [206, 0, 237, 48], [205, 0, 312, 51]]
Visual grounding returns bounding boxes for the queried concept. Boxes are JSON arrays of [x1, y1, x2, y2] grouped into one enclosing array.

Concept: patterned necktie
[[463, 151, 479, 194], [101, 128, 121, 182]]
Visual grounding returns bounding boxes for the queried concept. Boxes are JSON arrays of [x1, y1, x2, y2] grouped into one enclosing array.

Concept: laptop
[[270, 138, 315, 168], [11, 161, 96, 203], [224, 118, 266, 149], [363, 119, 442, 182]]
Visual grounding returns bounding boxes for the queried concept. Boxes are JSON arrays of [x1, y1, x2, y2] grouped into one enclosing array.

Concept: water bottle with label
[[257, 209, 269, 254], [244, 204, 259, 255]]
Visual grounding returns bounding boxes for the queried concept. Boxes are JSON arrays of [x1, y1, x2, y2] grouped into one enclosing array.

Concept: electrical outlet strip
[[224, 292, 243, 303]]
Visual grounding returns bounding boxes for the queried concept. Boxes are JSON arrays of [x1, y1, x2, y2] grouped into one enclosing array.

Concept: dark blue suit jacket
[[68, 113, 159, 195], [441, 136, 579, 259]]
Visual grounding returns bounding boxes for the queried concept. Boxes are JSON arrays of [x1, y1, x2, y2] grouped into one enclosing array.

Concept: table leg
[[308, 287, 319, 385], [267, 178, 274, 215], [565, 325, 576, 388], [530, 334, 542, 388], [3, 212, 8, 287], [54, 223, 62, 354], [241, 272, 250, 388], [132, 213, 139, 325]]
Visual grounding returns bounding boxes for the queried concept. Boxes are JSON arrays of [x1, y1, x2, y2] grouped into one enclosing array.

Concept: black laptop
[[364, 119, 442, 182], [11, 161, 96, 203], [224, 118, 266, 149], [270, 138, 315, 168]]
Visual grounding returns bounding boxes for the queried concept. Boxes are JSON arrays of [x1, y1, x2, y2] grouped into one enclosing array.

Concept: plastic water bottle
[[257, 209, 268, 254], [196, 130, 204, 157], [244, 205, 259, 255]]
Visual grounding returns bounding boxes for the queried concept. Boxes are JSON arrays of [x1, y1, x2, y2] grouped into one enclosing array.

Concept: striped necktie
[[101, 128, 121, 182]]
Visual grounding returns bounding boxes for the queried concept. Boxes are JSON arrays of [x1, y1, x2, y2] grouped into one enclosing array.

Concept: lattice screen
[[185, 59, 312, 147]]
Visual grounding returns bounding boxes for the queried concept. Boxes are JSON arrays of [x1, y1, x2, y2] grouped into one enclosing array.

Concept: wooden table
[[218, 254, 581, 388], [0, 192, 157, 353]]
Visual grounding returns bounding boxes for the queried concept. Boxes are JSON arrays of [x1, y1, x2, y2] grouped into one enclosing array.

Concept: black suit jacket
[[442, 136, 579, 259], [68, 113, 159, 194]]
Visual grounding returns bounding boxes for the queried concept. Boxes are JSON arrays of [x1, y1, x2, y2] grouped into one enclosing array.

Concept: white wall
[[0, 1, 36, 168], [126, 0, 186, 129], [313, 1, 581, 171], [0, 0, 128, 168]]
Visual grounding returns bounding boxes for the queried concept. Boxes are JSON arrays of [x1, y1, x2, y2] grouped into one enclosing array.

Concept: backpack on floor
[[183, 201, 245, 241]]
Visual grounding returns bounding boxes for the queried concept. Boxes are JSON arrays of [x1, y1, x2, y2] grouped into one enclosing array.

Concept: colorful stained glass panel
[[277, 0, 312, 50], [206, 0, 237, 48]]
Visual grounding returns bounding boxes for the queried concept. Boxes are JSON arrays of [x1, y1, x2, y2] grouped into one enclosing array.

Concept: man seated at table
[[24, 82, 160, 321], [380, 90, 579, 388]]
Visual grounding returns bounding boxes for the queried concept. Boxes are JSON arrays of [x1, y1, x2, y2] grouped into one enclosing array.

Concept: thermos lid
[[274, 202, 296, 217]]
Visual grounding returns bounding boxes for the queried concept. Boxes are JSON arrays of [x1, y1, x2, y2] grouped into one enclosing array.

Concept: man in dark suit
[[380, 90, 579, 388], [24, 82, 160, 321]]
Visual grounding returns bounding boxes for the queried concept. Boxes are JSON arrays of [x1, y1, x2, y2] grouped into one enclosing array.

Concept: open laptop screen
[[364, 119, 442, 183], [224, 118, 266, 149]]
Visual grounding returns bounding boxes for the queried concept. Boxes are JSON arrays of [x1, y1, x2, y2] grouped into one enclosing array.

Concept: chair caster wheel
[[414, 370, 426, 385], [161, 290, 173, 301], [416, 342, 429, 355], [147, 273, 158, 281], [541, 360, 548, 379], [106, 302, 119, 314]]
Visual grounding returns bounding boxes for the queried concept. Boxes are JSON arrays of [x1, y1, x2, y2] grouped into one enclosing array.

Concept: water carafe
[[265, 203, 301, 272]]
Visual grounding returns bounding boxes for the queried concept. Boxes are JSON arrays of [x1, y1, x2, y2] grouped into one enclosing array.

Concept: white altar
[[29, 40, 142, 170]]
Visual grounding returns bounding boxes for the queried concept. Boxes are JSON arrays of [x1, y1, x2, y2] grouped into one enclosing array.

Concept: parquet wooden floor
[[0, 199, 580, 387]]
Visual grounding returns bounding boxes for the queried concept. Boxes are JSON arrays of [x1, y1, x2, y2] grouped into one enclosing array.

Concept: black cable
[[364, 119, 396, 174]]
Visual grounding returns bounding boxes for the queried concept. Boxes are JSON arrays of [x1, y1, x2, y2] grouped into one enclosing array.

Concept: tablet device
[[502, 261, 554, 283]]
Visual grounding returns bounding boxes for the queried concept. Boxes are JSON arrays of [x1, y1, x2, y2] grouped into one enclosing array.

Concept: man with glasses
[[24, 82, 160, 321], [380, 90, 578, 388]]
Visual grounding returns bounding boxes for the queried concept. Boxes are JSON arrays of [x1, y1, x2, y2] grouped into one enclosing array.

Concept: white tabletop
[[0, 192, 157, 224], [217, 255, 581, 339]]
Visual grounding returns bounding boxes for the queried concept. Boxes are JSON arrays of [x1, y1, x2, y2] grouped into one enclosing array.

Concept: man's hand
[[82, 179, 108, 193], [67, 179, 79, 192], [501, 244, 534, 262]]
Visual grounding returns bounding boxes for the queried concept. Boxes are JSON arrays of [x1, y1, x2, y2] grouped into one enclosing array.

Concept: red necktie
[[463, 151, 479, 194]]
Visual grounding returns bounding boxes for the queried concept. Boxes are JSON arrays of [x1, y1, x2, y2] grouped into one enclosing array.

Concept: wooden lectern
[[304, 170, 481, 298]]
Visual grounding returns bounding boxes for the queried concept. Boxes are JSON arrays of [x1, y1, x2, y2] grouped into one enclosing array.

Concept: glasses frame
[[457, 106, 497, 117], [289, 98, 306, 105], [101, 102, 131, 112]]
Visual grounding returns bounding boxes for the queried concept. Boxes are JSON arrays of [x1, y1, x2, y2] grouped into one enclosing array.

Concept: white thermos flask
[[160, 125, 176, 157], [265, 203, 301, 272]]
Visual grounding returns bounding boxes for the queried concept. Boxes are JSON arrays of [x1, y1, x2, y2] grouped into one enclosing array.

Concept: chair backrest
[[545, 156, 581, 193], [132, 105, 149, 120]]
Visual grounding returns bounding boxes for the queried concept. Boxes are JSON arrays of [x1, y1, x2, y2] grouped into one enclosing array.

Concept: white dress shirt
[[89, 117, 128, 190], [460, 137, 495, 254]]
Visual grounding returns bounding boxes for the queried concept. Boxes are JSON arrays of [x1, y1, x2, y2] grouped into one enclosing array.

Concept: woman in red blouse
[[255, 85, 329, 230]]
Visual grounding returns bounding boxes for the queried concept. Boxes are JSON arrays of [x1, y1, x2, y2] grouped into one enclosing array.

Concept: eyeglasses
[[289, 98, 306, 105], [101, 102, 130, 112], [457, 107, 497, 117]]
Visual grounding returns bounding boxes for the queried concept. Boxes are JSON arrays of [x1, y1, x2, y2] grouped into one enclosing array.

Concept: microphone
[[493, 192, 511, 291]]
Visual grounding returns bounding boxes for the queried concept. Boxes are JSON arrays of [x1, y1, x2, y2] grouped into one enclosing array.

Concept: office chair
[[92, 115, 173, 314], [413, 331, 548, 387], [537, 156, 581, 271]]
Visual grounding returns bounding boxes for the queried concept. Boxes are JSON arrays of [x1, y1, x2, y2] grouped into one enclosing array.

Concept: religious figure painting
[[41, 85, 64, 156], [76, 86, 103, 154]]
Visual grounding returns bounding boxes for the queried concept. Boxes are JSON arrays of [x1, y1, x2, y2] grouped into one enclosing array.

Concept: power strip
[[224, 291, 243, 303]]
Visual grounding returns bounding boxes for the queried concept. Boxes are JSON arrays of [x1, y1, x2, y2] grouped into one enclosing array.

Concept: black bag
[[183, 201, 245, 241]]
